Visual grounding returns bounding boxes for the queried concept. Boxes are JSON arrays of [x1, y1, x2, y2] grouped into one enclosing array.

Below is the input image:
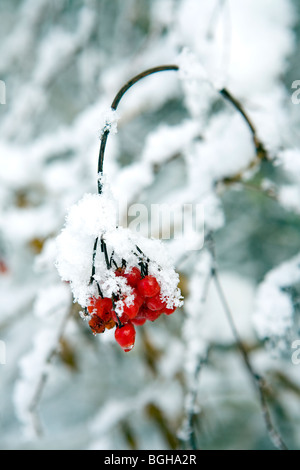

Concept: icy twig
[[219, 89, 265, 156], [97, 65, 179, 194], [207, 233, 289, 451], [27, 304, 74, 437], [179, 346, 211, 451], [179, 247, 213, 450]]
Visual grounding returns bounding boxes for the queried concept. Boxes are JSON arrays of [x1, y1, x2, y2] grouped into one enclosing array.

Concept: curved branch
[[97, 65, 269, 194], [97, 65, 179, 193], [219, 88, 267, 160], [207, 233, 289, 451]]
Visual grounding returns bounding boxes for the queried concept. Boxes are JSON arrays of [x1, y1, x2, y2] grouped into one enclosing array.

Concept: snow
[[253, 254, 300, 344], [55, 181, 183, 309], [142, 119, 200, 166], [278, 148, 300, 181], [278, 185, 300, 214], [99, 109, 120, 138], [0, 0, 299, 451]]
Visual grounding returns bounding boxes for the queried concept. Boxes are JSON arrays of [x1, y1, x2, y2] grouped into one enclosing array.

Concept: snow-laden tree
[[0, 0, 300, 450]]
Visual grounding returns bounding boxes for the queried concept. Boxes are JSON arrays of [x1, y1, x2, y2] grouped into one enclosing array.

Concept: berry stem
[[101, 237, 111, 270], [112, 295, 123, 328], [96, 281, 104, 298], [110, 250, 118, 269], [89, 237, 99, 284], [135, 245, 149, 278]]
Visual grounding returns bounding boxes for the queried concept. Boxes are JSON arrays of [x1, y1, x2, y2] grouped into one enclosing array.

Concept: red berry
[[139, 305, 163, 322], [122, 289, 144, 319], [87, 297, 97, 314], [112, 309, 129, 324], [131, 316, 147, 326], [131, 309, 147, 326], [164, 306, 177, 315], [89, 315, 105, 335], [137, 275, 160, 298], [145, 308, 164, 322], [88, 297, 113, 322], [104, 317, 116, 330], [98, 297, 113, 321], [125, 267, 142, 287], [87, 296, 99, 313], [146, 293, 167, 311], [115, 267, 141, 287], [115, 323, 136, 352]]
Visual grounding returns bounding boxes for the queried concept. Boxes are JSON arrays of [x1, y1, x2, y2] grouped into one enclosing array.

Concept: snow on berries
[[55, 180, 183, 352]]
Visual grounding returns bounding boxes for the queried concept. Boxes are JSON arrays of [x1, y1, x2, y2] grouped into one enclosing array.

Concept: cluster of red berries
[[87, 267, 176, 352]]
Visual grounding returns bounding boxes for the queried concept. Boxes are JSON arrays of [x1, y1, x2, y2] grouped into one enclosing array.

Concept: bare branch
[[28, 304, 75, 437], [207, 233, 289, 451]]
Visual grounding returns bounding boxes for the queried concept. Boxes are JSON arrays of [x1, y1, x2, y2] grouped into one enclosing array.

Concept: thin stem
[[101, 237, 110, 270], [180, 259, 213, 450], [96, 281, 104, 298], [97, 71, 267, 194], [208, 234, 288, 451], [111, 65, 179, 111], [89, 237, 99, 285], [98, 65, 179, 193], [112, 294, 123, 329], [184, 353, 209, 451], [219, 88, 267, 159], [28, 305, 74, 437]]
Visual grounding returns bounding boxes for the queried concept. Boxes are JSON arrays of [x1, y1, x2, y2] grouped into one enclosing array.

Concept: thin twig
[[219, 88, 267, 160], [180, 262, 213, 450], [89, 237, 99, 284], [182, 352, 210, 451], [207, 233, 288, 451], [97, 65, 179, 193], [101, 237, 111, 270], [28, 304, 75, 437]]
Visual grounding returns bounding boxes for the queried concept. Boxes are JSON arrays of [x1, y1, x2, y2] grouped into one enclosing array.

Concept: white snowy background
[[0, 0, 300, 450]]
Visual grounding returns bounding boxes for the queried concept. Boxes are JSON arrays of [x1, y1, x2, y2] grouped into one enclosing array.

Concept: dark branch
[[98, 65, 179, 194]]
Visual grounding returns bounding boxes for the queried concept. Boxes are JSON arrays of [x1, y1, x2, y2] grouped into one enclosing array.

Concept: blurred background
[[0, 0, 300, 450]]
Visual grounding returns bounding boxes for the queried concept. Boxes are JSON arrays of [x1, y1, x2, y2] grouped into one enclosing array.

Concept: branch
[[219, 88, 268, 161], [207, 232, 289, 451], [179, 255, 213, 450], [97, 65, 179, 193], [180, 349, 210, 450], [28, 304, 75, 437]]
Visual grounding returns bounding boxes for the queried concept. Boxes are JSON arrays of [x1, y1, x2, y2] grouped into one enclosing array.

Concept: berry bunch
[[86, 267, 177, 352], [55, 190, 184, 353]]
